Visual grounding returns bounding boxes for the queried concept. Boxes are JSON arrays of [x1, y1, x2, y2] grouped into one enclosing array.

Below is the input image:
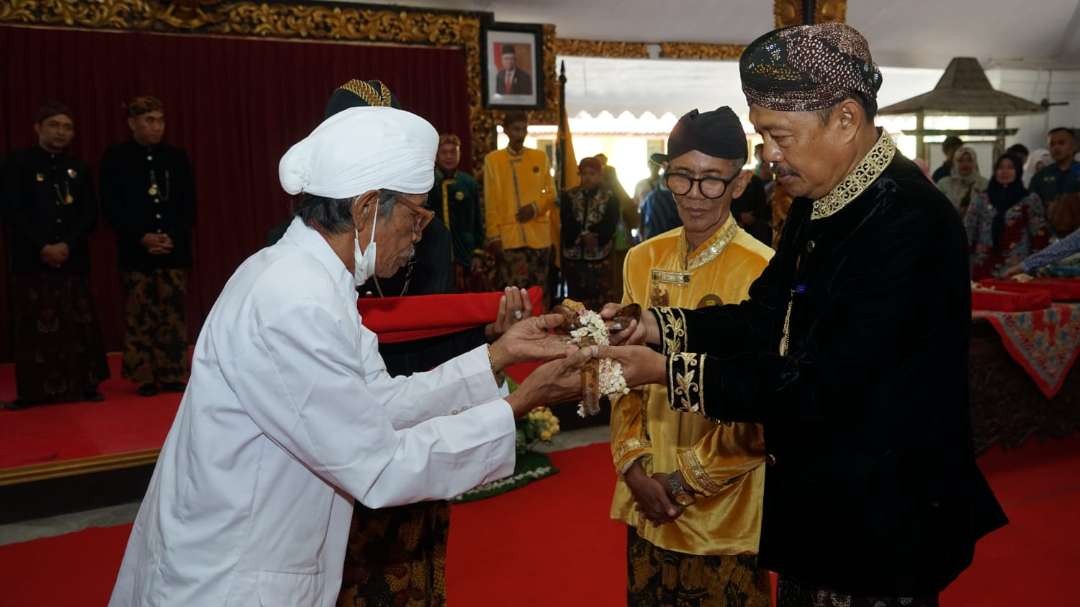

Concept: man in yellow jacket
[[483, 111, 556, 304], [610, 107, 773, 606]]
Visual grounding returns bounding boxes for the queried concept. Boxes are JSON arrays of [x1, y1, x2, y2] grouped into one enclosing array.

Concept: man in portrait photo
[[495, 44, 533, 96]]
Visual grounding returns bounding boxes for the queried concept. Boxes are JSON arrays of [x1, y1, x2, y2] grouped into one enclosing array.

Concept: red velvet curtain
[[0, 26, 472, 362]]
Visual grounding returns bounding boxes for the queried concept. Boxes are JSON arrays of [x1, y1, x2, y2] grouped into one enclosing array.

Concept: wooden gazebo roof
[[879, 57, 1045, 116]]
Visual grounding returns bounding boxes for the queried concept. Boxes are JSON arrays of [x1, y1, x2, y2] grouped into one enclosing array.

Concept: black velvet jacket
[[653, 136, 1007, 595], [99, 141, 195, 270], [4, 146, 97, 274]]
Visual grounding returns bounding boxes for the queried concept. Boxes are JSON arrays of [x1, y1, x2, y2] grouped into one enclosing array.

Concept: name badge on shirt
[[651, 269, 691, 285]]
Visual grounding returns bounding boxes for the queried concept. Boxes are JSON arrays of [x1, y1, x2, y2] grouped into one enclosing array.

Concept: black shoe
[[83, 391, 105, 402], [1, 398, 35, 410], [161, 382, 187, 393], [137, 384, 159, 397]]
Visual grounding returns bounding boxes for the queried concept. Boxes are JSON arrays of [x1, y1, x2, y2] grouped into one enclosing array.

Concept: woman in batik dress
[[966, 153, 1050, 279]]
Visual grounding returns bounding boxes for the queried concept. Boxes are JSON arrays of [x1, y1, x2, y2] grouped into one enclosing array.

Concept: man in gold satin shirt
[[610, 107, 773, 606], [483, 111, 557, 305]]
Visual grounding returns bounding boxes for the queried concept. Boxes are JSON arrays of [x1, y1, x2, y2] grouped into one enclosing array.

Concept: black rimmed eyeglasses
[[663, 171, 738, 200]]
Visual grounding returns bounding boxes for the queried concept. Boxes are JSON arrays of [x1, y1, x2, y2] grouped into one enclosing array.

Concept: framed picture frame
[[482, 22, 544, 109]]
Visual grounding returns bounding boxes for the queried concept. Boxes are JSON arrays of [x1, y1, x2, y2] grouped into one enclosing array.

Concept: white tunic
[[109, 218, 516, 606]]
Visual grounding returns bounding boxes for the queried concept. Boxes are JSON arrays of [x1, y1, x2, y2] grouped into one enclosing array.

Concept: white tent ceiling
[[353, 0, 1080, 69], [558, 58, 946, 118]]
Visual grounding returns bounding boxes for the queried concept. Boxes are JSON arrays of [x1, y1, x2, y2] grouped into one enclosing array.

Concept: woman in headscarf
[[936, 145, 988, 215], [966, 153, 1050, 279], [1024, 148, 1053, 188]]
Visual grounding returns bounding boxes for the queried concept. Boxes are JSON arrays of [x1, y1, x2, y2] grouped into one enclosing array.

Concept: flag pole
[[557, 60, 568, 190]]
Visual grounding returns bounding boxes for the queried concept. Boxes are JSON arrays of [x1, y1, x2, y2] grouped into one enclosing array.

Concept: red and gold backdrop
[[0, 0, 834, 361], [0, 0, 562, 361]]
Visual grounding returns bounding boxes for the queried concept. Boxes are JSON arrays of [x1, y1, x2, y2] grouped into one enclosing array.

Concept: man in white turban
[[109, 106, 583, 606]]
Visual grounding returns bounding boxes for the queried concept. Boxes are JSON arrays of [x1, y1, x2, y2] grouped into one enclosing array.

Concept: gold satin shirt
[[482, 147, 557, 250], [610, 216, 773, 556]]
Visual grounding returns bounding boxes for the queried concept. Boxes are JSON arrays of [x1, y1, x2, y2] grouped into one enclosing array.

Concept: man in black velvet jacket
[[598, 24, 1006, 606]]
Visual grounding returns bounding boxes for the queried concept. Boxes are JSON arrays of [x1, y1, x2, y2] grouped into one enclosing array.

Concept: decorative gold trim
[[552, 38, 744, 61], [0, 448, 159, 487], [653, 307, 687, 356], [811, 131, 896, 220], [685, 217, 739, 271], [613, 438, 650, 471], [668, 352, 704, 414], [774, 0, 847, 28], [0, 1, 547, 175], [774, 0, 804, 28], [815, 0, 848, 24], [554, 37, 648, 58], [535, 23, 560, 125], [677, 447, 724, 495], [659, 42, 744, 61]]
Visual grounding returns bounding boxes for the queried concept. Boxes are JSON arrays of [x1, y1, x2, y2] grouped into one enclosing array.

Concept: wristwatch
[[666, 472, 696, 507]]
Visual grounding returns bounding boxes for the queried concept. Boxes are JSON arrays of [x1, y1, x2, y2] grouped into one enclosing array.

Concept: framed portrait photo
[[482, 23, 544, 109]]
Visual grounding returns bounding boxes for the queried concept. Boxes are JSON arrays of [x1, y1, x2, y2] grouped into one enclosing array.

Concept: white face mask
[[353, 205, 378, 286]]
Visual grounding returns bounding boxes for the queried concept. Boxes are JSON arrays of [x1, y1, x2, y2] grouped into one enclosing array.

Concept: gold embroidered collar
[[683, 215, 739, 272], [811, 130, 896, 221]]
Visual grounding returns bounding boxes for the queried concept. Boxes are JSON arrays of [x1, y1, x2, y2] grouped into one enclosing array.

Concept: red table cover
[[979, 278, 1080, 302], [973, 303, 1080, 399], [971, 286, 1052, 313], [357, 287, 544, 344]]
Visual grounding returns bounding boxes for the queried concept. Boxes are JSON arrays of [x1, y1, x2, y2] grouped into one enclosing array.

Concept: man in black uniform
[[3, 101, 108, 407], [429, 133, 485, 292], [100, 96, 196, 397], [602, 24, 1007, 607]]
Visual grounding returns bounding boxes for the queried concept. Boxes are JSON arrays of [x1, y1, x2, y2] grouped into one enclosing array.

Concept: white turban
[[279, 106, 438, 198]]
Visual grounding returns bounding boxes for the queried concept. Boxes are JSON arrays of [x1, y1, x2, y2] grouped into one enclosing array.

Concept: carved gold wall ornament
[[552, 38, 744, 61], [774, 0, 847, 28], [553, 37, 649, 58], [157, 0, 223, 29], [659, 42, 744, 61], [815, 0, 847, 24], [0, 0, 155, 29], [774, 0, 804, 28]]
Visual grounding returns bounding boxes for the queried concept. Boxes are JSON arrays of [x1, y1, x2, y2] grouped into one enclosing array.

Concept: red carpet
[[447, 443, 627, 606], [0, 353, 525, 473], [0, 355, 180, 469], [2, 437, 1078, 606]]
